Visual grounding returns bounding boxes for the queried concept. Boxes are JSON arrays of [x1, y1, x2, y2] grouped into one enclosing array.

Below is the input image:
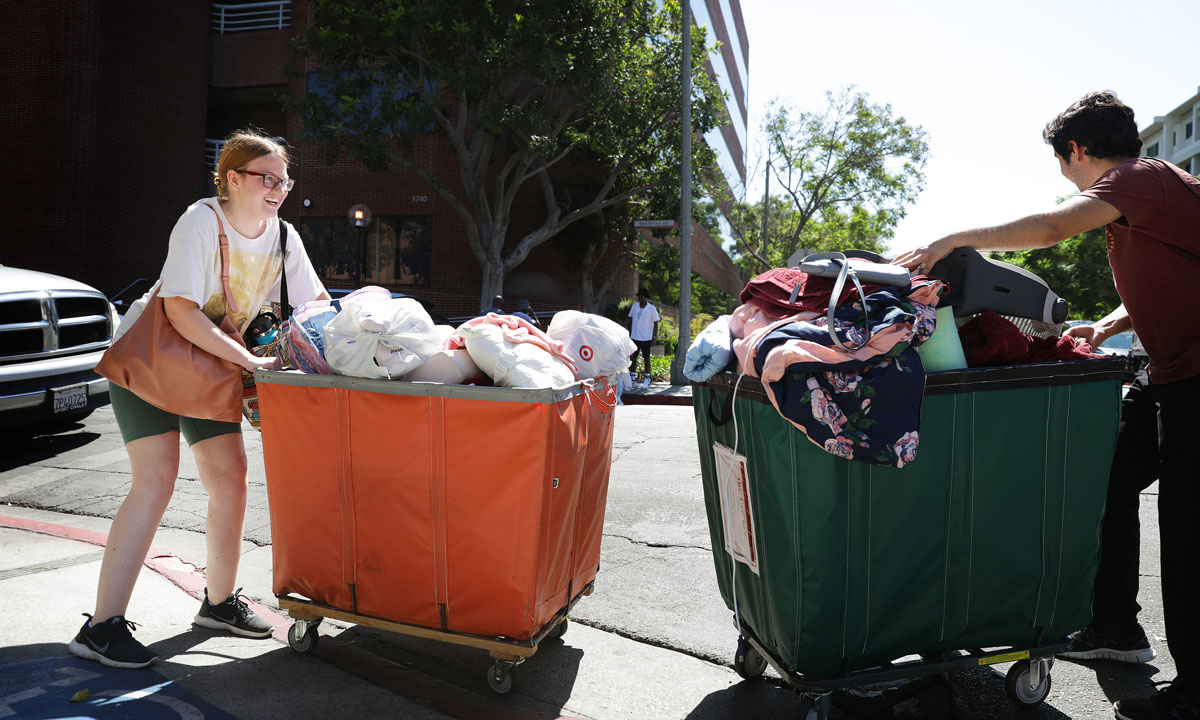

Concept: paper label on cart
[[713, 442, 759, 575]]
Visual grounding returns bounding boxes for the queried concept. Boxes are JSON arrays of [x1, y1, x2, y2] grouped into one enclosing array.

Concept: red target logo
[[579, 344, 594, 361]]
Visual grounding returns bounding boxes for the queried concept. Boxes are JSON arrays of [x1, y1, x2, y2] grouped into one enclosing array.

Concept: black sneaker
[[67, 613, 158, 669], [1114, 681, 1200, 720], [193, 588, 273, 638], [1060, 625, 1156, 663]]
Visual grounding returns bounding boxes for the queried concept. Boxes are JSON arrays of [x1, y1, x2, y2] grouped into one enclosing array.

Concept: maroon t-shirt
[[1081, 158, 1200, 383]]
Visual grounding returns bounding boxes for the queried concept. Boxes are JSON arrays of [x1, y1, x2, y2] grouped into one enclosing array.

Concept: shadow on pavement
[[1063, 657, 1162, 704], [682, 678, 809, 720], [0, 642, 239, 720], [320, 623, 586, 717], [0, 427, 102, 472], [948, 665, 1076, 719], [688, 667, 1083, 719]]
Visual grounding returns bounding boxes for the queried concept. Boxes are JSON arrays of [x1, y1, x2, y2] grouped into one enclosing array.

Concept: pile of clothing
[[288, 287, 635, 390], [686, 259, 946, 468], [957, 309, 1099, 366], [686, 255, 1111, 468]]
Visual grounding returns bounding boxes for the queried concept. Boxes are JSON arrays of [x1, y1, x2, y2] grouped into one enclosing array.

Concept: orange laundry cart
[[254, 370, 617, 693]]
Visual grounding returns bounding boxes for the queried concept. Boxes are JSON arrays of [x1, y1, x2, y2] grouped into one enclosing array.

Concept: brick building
[[1, 1, 747, 319]]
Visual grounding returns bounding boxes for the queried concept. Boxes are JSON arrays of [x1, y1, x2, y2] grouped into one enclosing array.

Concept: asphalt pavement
[[0, 384, 1175, 719]]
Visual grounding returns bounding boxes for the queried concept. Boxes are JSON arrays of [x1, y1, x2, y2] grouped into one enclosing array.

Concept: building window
[[301, 215, 433, 286], [1187, 122, 1194, 139], [1146, 142, 1159, 157]]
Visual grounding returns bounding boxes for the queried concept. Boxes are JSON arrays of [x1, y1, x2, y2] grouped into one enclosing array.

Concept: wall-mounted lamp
[[302, 198, 312, 208]]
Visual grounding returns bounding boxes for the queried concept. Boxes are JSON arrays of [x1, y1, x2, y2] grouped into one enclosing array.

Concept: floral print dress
[[745, 278, 945, 468]]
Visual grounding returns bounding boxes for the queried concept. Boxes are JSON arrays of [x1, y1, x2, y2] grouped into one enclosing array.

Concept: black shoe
[[1114, 681, 1200, 720], [1060, 625, 1156, 663], [67, 613, 158, 669], [194, 588, 273, 638]]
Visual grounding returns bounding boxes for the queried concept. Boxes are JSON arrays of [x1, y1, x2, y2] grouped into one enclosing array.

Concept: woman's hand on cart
[[242, 354, 283, 372]]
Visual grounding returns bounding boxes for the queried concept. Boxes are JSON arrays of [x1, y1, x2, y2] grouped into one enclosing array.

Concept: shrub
[[691, 312, 715, 339], [649, 355, 673, 381], [657, 315, 678, 356]]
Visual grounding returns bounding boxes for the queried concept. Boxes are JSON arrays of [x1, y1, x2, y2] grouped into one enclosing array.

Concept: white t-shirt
[[115, 199, 326, 340], [627, 301, 661, 342]]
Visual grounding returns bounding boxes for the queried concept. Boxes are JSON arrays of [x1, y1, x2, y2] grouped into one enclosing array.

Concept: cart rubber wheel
[[733, 636, 767, 680], [548, 618, 568, 639], [288, 622, 319, 654], [1005, 660, 1051, 706], [487, 662, 515, 695], [798, 693, 832, 720]]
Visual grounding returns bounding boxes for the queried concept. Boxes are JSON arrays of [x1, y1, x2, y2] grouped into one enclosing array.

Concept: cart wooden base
[[278, 584, 592, 695]]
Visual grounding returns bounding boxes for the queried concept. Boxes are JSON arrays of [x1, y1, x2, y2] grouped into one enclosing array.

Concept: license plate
[[52, 384, 88, 413]]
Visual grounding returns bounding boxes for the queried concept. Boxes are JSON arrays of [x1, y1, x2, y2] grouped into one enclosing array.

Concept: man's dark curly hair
[[1043, 91, 1142, 164]]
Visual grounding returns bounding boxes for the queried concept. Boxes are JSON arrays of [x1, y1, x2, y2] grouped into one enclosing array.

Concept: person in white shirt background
[[626, 287, 660, 389]]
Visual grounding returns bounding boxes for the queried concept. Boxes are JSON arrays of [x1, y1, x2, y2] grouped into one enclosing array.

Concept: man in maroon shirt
[[896, 91, 1200, 720]]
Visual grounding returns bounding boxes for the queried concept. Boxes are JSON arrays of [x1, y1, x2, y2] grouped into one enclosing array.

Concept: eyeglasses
[[236, 169, 295, 192]]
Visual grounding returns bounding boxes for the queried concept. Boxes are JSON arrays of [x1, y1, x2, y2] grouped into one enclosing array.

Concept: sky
[[738, 0, 1200, 254]]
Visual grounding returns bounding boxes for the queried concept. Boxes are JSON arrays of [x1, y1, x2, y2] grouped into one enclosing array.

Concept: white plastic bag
[[457, 322, 576, 388], [404, 349, 483, 384], [323, 296, 442, 379], [546, 310, 637, 379]]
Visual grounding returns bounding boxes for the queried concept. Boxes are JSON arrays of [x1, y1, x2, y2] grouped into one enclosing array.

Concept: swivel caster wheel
[[547, 618, 568, 640], [733, 636, 766, 680], [287, 619, 321, 654], [1005, 659, 1052, 706], [487, 661, 515, 695], [798, 693, 832, 720]]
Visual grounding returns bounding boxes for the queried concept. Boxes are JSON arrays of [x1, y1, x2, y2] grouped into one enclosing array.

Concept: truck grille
[[0, 290, 114, 362]]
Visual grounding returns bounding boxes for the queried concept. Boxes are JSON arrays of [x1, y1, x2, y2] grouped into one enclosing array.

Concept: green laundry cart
[[692, 358, 1125, 718]]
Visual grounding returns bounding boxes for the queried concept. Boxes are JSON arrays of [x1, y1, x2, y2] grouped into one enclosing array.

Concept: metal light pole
[[348, 203, 372, 288], [671, 0, 693, 386]]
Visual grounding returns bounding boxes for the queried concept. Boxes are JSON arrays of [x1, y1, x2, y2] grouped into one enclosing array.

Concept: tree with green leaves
[[289, 0, 724, 309], [551, 185, 636, 313], [635, 236, 734, 317], [994, 225, 1118, 320], [732, 88, 929, 273]]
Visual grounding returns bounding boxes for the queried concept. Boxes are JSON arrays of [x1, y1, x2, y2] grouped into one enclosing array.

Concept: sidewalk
[[0, 505, 785, 720]]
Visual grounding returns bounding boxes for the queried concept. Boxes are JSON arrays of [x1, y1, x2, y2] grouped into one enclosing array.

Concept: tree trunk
[[479, 262, 506, 313], [580, 277, 599, 314], [580, 235, 633, 315]]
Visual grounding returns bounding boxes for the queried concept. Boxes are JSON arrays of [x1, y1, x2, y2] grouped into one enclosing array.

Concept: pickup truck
[[0, 265, 118, 429]]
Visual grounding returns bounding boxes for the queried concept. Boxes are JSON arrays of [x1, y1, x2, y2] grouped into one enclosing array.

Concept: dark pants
[[630, 340, 653, 380], [1091, 371, 1200, 686]]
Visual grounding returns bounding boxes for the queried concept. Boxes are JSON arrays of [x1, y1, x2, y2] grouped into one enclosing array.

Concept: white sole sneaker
[[1059, 646, 1156, 663], [193, 613, 273, 638], [68, 637, 159, 669]]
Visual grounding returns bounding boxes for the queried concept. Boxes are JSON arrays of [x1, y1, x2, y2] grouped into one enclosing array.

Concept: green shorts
[[109, 383, 242, 446]]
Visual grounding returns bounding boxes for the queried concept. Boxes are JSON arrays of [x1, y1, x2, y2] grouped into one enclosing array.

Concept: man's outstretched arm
[[893, 195, 1121, 272]]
